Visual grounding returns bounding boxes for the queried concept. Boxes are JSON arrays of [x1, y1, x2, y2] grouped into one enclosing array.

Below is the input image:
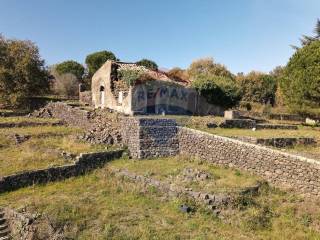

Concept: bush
[[85, 50, 117, 76], [280, 40, 320, 115], [136, 59, 158, 70], [0, 35, 49, 108], [55, 60, 84, 81], [237, 71, 277, 105], [118, 68, 145, 86], [191, 74, 241, 108]]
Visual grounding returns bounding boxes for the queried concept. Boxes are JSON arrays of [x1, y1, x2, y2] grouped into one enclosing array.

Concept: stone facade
[[0, 150, 123, 193], [91, 60, 223, 116], [178, 127, 320, 197], [120, 117, 179, 159]]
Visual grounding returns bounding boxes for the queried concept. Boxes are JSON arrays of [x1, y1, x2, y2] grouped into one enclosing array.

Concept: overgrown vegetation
[[136, 58, 158, 70], [0, 122, 109, 176], [118, 68, 146, 86], [280, 40, 320, 116], [1, 156, 320, 239]]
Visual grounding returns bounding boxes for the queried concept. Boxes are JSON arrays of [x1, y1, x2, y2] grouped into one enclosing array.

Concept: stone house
[[91, 60, 222, 115]]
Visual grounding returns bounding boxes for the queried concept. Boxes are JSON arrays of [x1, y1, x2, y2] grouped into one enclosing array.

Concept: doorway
[[100, 86, 105, 107]]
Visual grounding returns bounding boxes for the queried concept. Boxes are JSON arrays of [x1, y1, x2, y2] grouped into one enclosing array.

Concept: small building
[[91, 60, 222, 115]]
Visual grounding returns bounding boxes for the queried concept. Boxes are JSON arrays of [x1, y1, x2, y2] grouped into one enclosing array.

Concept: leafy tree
[[187, 58, 234, 80], [192, 74, 241, 108], [280, 40, 320, 114], [237, 71, 277, 105], [0, 35, 49, 107], [85, 50, 117, 76], [136, 59, 158, 70], [55, 60, 84, 80]]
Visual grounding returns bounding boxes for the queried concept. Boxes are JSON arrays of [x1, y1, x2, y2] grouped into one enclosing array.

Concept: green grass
[[1, 159, 320, 239], [110, 156, 260, 193], [0, 125, 110, 176]]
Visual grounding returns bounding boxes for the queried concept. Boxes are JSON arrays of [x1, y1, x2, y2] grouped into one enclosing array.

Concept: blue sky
[[0, 0, 319, 74]]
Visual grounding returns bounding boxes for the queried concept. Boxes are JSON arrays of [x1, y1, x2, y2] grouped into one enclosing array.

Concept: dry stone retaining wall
[[0, 150, 123, 193], [120, 117, 179, 158], [178, 127, 320, 197]]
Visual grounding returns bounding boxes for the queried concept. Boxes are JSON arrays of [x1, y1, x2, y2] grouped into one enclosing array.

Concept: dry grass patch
[[0, 163, 320, 239], [0, 125, 110, 176], [109, 155, 260, 193]]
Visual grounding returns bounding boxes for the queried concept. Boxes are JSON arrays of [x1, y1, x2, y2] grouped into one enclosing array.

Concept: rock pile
[[13, 134, 31, 144], [111, 167, 232, 216], [79, 109, 122, 145], [176, 168, 211, 183]]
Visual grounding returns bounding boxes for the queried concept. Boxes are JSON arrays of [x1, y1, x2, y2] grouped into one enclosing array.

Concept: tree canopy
[[85, 50, 117, 76], [236, 71, 277, 105], [55, 60, 84, 80], [0, 35, 49, 107], [187, 58, 234, 80], [191, 74, 241, 108], [136, 59, 158, 71], [280, 40, 320, 114]]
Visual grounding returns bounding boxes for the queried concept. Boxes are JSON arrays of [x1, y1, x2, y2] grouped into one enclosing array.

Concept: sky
[[0, 0, 319, 74]]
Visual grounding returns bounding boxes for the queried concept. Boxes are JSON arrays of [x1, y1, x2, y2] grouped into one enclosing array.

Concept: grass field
[[1, 156, 320, 239], [0, 124, 109, 176], [110, 156, 260, 193]]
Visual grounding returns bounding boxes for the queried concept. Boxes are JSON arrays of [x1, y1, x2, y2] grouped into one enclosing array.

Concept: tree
[[136, 59, 158, 70], [85, 50, 117, 76], [292, 19, 320, 50], [50, 66, 79, 97], [280, 40, 320, 114], [270, 66, 285, 106], [192, 74, 241, 108], [0, 35, 49, 107], [236, 71, 277, 105], [55, 60, 84, 81], [167, 67, 189, 84], [187, 58, 234, 80]]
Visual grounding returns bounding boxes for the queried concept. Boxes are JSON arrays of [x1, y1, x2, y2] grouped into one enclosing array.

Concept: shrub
[[191, 74, 241, 108], [0, 34, 49, 108], [237, 71, 277, 105], [118, 69, 145, 86], [55, 60, 84, 81], [136, 59, 158, 71], [280, 40, 320, 115], [85, 50, 117, 76]]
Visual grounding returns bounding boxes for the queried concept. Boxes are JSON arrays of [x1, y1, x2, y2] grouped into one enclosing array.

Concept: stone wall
[[120, 117, 179, 159], [178, 127, 320, 197], [31, 102, 92, 128], [32, 103, 123, 144], [233, 136, 316, 148], [79, 90, 92, 106], [0, 150, 123, 193]]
